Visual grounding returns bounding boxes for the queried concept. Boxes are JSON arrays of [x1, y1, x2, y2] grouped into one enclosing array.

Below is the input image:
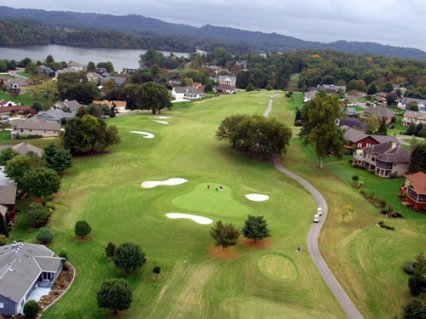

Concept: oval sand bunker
[[258, 254, 298, 281], [166, 213, 212, 225], [245, 194, 269, 202], [141, 178, 188, 188], [130, 131, 154, 139]]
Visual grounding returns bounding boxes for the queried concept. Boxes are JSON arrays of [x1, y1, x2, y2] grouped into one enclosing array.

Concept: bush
[[153, 266, 161, 275], [351, 175, 359, 182], [74, 220, 92, 238], [403, 262, 418, 275], [25, 203, 51, 228], [408, 272, 425, 296], [59, 250, 68, 261], [114, 242, 146, 273], [23, 300, 40, 318], [404, 300, 426, 319], [378, 221, 395, 230], [36, 227, 53, 243], [105, 242, 116, 258], [0, 234, 7, 246]]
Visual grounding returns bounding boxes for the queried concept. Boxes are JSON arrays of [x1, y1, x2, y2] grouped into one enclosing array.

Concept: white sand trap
[[141, 178, 188, 188], [245, 194, 270, 202], [166, 213, 212, 225], [155, 120, 169, 125], [130, 131, 154, 139], [156, 116, 170, 119]]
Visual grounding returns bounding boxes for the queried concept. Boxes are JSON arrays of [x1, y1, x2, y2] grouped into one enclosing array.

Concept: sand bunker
[[245, 194, 270, 202], [156, 116, 170, 119], [155, 120, 169, 125], [141, 178, 188, 188], [130, 131, 154, 139], [166, 213, 213, 225]]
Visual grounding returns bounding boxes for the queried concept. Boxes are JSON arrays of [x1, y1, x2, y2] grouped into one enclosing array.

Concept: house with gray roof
[[37, 109, 74, 123], [54, 100, 86, 115], [12, 118, 61, 138], [0, 142, 43, 157], [363, 105, 395, 124], [353, 141, 411, 178], [398, 97, 426, 111], [401, 110, 426, 126], [218, 75, 236, 87], [343, 126, 398, 150], [0, 185, 17, 220], [0, 242, 62, 316]]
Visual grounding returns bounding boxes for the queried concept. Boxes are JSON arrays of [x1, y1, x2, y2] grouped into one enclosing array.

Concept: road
[[265, 95, 364, 319]]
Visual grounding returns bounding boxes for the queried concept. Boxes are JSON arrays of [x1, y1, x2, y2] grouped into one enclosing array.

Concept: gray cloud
[[1, 0, 426, 50]]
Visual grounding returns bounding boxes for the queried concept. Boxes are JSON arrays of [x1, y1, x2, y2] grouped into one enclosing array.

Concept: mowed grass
[[275, 94, 426, 318], [10, 91, 345, 318]]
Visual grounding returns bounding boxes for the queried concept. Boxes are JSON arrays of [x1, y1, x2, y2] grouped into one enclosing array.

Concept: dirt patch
[[209, 245, 238, 259], [242, 237, 273, 248]]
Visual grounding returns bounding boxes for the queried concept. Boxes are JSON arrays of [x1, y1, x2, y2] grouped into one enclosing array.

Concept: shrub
[[403, 262, 418, 275], [74, 220, 92, 238], [59, 250, 68, 261], [36, 227, 53, 243], [351, 175, 359, 182], [97, 279, 132, 313], [153, 266, 161, 275], [378, 221, 395, 230], [23, 300, 40, 318], [105, 242, 116, 258], [25, 203, 51, 228], [0, 234, 7, 246], [114, 243, 146, 273], [408, 272, 425, 296], [404, 300, 426, 319]]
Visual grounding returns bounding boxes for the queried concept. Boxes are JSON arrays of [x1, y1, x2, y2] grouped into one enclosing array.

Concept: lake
[[0, 45, 192, 71]]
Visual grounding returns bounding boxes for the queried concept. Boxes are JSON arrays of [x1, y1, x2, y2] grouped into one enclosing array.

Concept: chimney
[[391, 142, 397, 149]]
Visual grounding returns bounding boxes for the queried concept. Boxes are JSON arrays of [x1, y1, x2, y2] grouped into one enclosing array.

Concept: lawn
[[0, 130, 11, 142], [10, 91, 345, 318], [279, 94, 426, 318], [0, 91, 49, 107]]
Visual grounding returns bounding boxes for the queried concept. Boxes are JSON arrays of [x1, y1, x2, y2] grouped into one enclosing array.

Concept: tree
[[0, 147, 18, 166], [153, 266, 161, 277], [62, 115, 120, 155], [408, 272, 426, 296], [386, 92, 398, 105], [0, 215, 8, 237], [32, 102, 42, 112], [97, 279, 132, 314], [114, 242, 146, 273], [383, 82, 394, 93], [294, 107, 302, 126], [36, 227, 53, 243], [87, 61, 96, 72], [22, 167, 60, 199], [216, 114, 248, 147], [25, 204, 51, 228], [43, 143, 72, 173], [246, 82, 255, 91], [210, 221, 240, 249], [300, 91, 345, 168], [242, 216, 270, 242], [367, 83, 378, 95], [125, 82, 171, 115], [4, 155, 35, 190], [377, 118, 388, 135], [409, 144, 426, 173], [23, 300, 40, 319], [407, 123, 417, 136], [75, 220, 92, 238], [28, 80, 59, 102], [408, 102, 419, 112], [365, 115, 380, 134], [404, 300, 426, 319], [105, 242, 116, 258]]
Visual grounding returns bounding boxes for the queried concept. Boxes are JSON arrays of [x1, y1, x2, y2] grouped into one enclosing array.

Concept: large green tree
[[300, 91, 345, 168], [25, 204, 51, 228], [114, 243, 146, 273], [43, 143, 72, 173], [125, 82, 171, 115], [57, 72, 100, 104], [210, 221, 240, 249], [242, 215, 271, 242], [5, 155, 36, 190], [22, 167, 60, 199], [409, 144, 426, 173], [62, 115, 120, 155], [0, 148, 18, 166], [97, 279, 132, 314]]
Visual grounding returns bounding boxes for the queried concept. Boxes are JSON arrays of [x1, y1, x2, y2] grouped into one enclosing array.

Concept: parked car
[[313, 214, 320, 223], [317, 207, 322, 216]]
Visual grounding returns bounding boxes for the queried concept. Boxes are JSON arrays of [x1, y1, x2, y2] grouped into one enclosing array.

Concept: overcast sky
[[2, 0, 426, 51]]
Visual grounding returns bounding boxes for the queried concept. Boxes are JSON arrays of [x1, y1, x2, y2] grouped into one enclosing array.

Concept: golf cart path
[[265, 95, 363, 319]]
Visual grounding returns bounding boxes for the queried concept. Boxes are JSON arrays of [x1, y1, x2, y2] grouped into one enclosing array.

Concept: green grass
[[0, 130, 11, 142], [16, 71, 31, 78], [358, 96, 376, 103], [274, 93, 426, 319], [10, 91, 345, 319], [0, 91, 48, 107]]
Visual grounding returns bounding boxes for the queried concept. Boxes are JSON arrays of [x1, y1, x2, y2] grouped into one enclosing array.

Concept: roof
[[37, 109, 74, 122], [338, 118, 367, 131], [401, 97, 426, 105], [363, 141, 410, 164], [0, 243, 62, 303], [4, 78, 29, 87], [12, 118, 61, 131], [0, 142, 43, 157], [55, 100, 83, 112], [364, 105, 395, 119], [0, 105, 36, 115], [216, 84, 236, 91], [0, 185, 17, 205], [219, 75, 236, 81], [404, 111, 426, 121], [406, 172, 426, 195], [101, 76, 126, 86], [343, 126, 398, 144], [173, 86, 205, 95]]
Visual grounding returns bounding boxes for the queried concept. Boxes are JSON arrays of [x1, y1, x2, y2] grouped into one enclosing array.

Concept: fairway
[[10, 91, 347, 318]]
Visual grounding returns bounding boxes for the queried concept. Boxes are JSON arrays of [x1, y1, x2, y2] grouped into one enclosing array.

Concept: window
[[0, 302, 4, 308]]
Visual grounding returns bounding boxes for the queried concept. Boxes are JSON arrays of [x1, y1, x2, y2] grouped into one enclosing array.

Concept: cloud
[[1, 0, 426, 50]]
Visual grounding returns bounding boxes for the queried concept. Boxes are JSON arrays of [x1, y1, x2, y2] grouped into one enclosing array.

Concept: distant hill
[[1, 6, 426, 60]]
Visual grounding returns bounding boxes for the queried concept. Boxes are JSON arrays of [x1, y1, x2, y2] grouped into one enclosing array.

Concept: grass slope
[[10, 91, 344, 318]]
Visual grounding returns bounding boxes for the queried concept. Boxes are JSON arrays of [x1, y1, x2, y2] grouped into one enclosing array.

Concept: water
[[0, 44, 192, 71]]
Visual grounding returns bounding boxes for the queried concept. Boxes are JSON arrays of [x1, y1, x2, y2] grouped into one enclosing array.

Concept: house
[[321, 84, 346, 94], [12, 118, 61, 138], [4, 78, 29, 95], [86, 72, 103, 85], [0, 100, 17, 107], [375, 92, 388, 104], [0, 185, 17, 220], [0, 105, 36, 118], [122, 68, 139, 75], [55, 100, 85, 115], [398, 97, 426, 111], [336, 118, 367, 131], [192, 82, 205, 92], [346, 107, 358, 117], [343, 126, 398, 150], [363, 105, 395, 124], [100, 75, 126, 87], [400, 172, 426, 211], [215, 84, 237, 94], [304, 89, 318, 103], [37, 109, 74, 123], [172, 87, 205, 101], [0, 242, 63, 316], [352, 141, 411, 178], [218, 75, 236, 87], [0, 142, 43, 157], [168, 79, 182, 87], [55, 68, 79, 78], [93, 100, 127, 113], [401, 110, 426, 126], [36, 65, 55, 77], [67, 61, 85, 71]]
